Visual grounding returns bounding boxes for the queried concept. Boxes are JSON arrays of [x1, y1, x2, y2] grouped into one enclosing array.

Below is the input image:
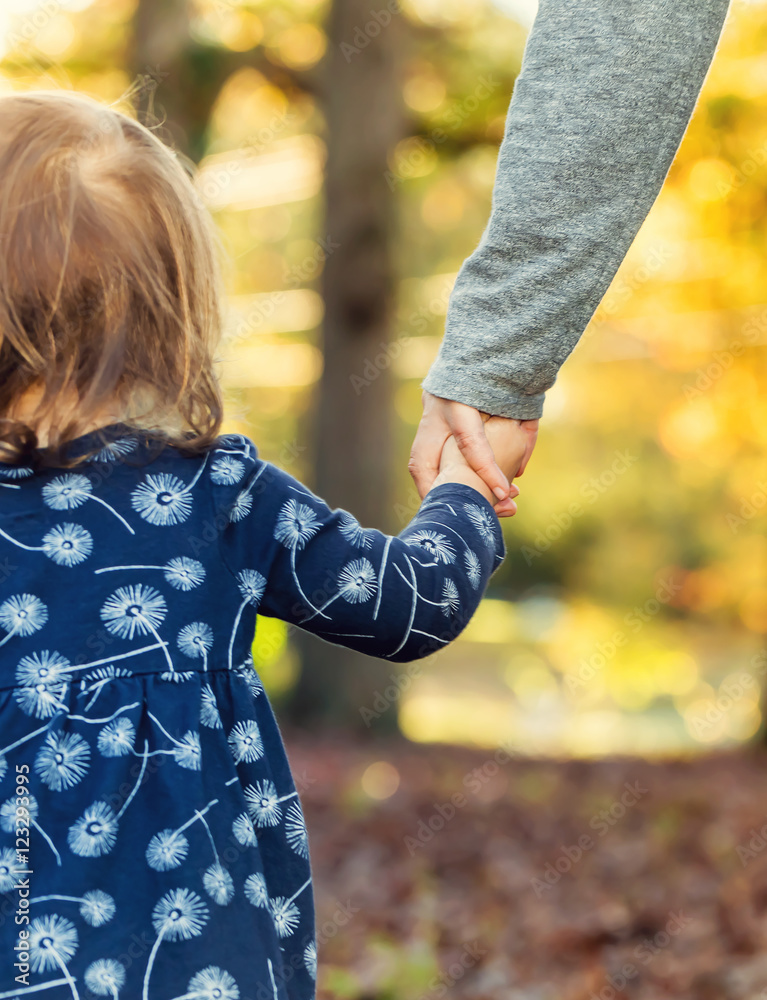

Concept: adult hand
[[409, 391, 539, 518]]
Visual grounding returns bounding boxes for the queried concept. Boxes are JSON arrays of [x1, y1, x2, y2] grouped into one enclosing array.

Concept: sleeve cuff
[[422, 366, 545, 421], [420, 481, 506, 571]]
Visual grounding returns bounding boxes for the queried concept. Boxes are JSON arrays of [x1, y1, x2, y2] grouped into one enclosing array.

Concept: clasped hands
[[409, 391, 539, 517]]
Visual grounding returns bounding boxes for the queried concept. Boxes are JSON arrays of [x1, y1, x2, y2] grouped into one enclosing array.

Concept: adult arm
[[421, 0, 732, 421]]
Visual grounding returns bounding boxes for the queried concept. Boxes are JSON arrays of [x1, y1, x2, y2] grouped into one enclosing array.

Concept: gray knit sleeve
[[422, 0, 731, 420]]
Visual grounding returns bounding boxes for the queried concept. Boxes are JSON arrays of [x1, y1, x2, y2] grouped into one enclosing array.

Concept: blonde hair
[[0, 88, 226, 467]]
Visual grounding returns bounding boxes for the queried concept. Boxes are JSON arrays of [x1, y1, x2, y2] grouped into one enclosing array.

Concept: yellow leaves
[[420, 177, 466, 230], [687, 157, 737, 202], [399, 684, 517, 749], [403, 70, 446, 114], [739, 587, 767, 633], [271, 23, 326, 69], [658, 397, 727, 460]]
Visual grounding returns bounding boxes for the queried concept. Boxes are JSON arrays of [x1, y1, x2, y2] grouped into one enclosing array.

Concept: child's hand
[[431, 415, 528, 517]]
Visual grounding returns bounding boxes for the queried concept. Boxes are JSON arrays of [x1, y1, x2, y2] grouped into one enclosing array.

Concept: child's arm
[[212, 436, 508, 663]]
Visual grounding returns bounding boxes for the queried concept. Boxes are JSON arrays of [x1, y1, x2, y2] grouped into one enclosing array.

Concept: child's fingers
[[494, 497, 517, 517], [409, 418, 450, 499]]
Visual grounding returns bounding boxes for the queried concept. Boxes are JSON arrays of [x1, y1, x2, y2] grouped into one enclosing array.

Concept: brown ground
[[283, 733, 767, 1000]]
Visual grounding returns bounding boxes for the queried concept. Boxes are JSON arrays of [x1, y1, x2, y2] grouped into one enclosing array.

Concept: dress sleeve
[[422, 0, 731, 420], [209, 435, 505, 663]]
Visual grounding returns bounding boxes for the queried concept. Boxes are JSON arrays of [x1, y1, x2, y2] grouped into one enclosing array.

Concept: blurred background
[[3, 0, 767, 996]]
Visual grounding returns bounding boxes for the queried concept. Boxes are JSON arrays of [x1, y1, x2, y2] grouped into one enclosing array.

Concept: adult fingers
[[408, 407, 451, 499], [447, 405, 510, 500]]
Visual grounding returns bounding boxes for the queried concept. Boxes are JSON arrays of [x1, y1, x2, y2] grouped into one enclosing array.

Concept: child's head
[[0, 88, 225, 466]]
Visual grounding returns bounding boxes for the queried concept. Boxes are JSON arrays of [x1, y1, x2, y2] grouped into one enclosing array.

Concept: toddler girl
[[0, 90, 521, 1000]]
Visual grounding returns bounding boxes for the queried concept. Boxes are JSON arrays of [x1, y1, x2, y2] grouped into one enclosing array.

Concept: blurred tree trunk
[[287, 0, 406, 734], [131, 0, 408, 735]]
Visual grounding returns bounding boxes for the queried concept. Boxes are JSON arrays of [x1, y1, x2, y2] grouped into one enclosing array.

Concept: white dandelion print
[[78, 666, 132, 713], [243, 780, 298, 828], [93, 435, 138, 462], [31, 890, 115, 928], [151, 888, 210, 940], [0, 463, 32, 478], [464, 548, 482, 589], [440, 579, 461, 617], [274, 499, 321, 549], [28, 913, 78, 973], [0, 794, 61, 866], [97, 718, 136, 758], [302, 558, 378, 621], [284, 802, 310, 859], [202, 864, 234, 907], [79, 890, 115, 927], [463, 502, 497, 544], [148, 712, 202, 770], [228, 489, 253, 523], [244, 780, 281, 827], [41, 523, 93, 567], [0, 593, 48, 645], [228, 570, 266, 670], [210, 455, 245, 485], [146, 799, 218, 871], [96, 557, 206, 592], [273, 499, 329, 618], [100, 585, 167, 641], [68, 743, 148, 857], [244, 873, 269, 909], [144, 889, 210, 1000], [13, 650, 70, 719], [178, 965, 240, 1000], [200, 685, 222, 729], [233, 658, 263, 698], [0, 846, 24, 892], [270, 896, 301, 938], [42, 473, 134, 533], [131, 473, 193, 526], [405, 529, 456, 565], [130, 459, 209, 526], [227, 720, 264, 765], [269, 876, 311, 939], [304, 941, 318, 979], [337, 559, 377, 603], [178, 622, 214, 667], [84, 957, 126, 997], [67, 801, 119, 859], [100, 585, 178, 677], [34, 730, 91, 791], [173, 731, 202, 770], [339, 512, 372, 549], [232, 812, 257, 847], [146, 829, 190, 872]]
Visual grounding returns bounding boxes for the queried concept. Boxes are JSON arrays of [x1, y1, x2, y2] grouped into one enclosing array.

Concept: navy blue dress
[[0, 424, 505, 1000]]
